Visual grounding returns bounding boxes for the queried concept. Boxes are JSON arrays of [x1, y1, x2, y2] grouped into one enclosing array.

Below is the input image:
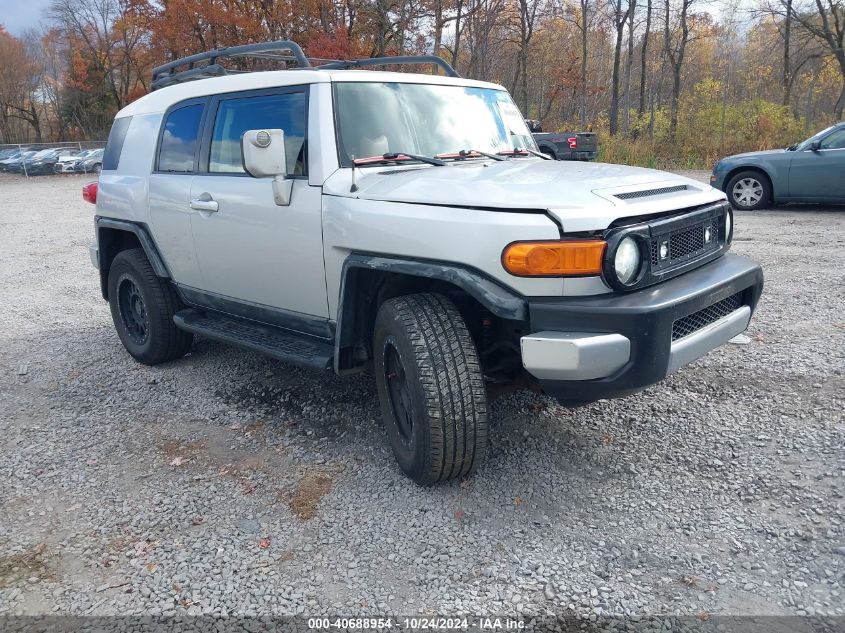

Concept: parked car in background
[[4, 150, 48, 173], [0, 150, 36, 172], [525, 119, 598, 161], [0, 148, 23, 161], [74, 148, 104, 173], [54, 151, 87, 173], [19, 148, 78, 175], [711, 122, 845, 210]]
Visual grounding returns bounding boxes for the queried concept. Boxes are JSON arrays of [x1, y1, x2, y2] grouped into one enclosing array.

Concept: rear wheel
[[726, 170, 771, 211], [108, 248, 192, 365], [373, 293, 488, 484]]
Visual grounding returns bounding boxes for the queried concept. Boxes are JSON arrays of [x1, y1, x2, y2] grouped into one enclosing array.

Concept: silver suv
[[86, 41, 763, 483]]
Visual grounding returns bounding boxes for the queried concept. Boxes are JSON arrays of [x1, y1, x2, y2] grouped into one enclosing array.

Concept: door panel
[[789, 129, 845, 199], [188, 176, 328, 318], [147, 100, 207, 288], [149, 174, 203, 287], [187, 87, 328, 322]]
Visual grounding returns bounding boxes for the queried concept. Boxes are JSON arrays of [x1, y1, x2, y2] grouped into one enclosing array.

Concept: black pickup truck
[[526, 120, 598, 161]]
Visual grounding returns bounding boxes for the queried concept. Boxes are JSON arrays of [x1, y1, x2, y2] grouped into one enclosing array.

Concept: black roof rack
[[151, 40, 460, 90], [317, 55, 459, 77], [151, 41, 311, 90]]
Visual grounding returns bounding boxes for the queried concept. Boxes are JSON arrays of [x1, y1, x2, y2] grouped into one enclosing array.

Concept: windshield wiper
[[497, 147, 551, 160], [437, 149, 505, 161], [352, 152, 446, 167]]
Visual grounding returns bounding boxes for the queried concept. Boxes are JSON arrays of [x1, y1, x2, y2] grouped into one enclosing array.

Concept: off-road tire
[[107, 248, 192, 365], [726, 170, 771, 211], [374, 293, 488, 484]]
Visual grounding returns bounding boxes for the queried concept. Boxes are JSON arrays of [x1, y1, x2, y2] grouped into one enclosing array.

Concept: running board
[[174, 309, 333, 370]]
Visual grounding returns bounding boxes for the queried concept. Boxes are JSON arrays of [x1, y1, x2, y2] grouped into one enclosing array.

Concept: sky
[[1, 0, 53, 36]]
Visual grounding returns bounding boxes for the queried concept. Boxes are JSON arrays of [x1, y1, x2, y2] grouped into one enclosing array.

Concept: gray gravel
[[1, 171, 843, 619]]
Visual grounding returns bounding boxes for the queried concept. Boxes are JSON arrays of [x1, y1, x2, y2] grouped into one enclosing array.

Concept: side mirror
[[241, 129, 292, 206], [810, 140, 822, 152]]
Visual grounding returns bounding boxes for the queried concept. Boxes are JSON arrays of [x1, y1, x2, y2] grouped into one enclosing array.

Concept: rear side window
[[102, 116, 132, 171], [157, 104, 204, 173], [209, 92, 307, 175]]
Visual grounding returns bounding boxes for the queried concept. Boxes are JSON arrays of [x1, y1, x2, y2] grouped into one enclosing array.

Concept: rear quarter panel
[[95, 113, 159, 224]]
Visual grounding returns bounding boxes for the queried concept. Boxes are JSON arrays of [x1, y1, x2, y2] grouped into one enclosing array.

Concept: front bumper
[[710, 169, 728, 191], [522, 254, 763, 402]]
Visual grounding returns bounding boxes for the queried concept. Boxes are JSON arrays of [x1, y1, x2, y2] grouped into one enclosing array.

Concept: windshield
[[794, 125, 838, 151], [31, 150, 55, 159], [334, 82, 536, 166]]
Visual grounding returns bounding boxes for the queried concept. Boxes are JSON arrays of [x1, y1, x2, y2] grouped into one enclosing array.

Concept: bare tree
[[623, 0, 638, 132], [638, 0, 652, 114], [761, 0, 835, 111], [562, 0, 595, 126], [509, 0, 546, 113], [663, 0, 695, 141], [608, 0, 633, 134]]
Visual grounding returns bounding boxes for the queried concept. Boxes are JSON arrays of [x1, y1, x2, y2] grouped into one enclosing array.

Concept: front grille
[[615, 185, 688, 200], [651, 217, 721, 270], [672, 293, 743, 341]]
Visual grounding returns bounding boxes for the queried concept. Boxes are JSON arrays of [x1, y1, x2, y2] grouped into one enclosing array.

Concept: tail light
[[82, 182, 98, 204], [567, 137, 578, 149]]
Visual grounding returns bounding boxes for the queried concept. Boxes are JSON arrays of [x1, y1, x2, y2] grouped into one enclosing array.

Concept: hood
[[722, 149, 787, 161], [323, 159, 725, 232]]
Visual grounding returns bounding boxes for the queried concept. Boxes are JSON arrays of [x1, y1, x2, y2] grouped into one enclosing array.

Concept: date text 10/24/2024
[[307, 618, 526, 630]]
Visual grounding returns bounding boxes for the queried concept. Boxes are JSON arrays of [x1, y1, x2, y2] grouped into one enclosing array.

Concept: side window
[[209, 92, 307, 175], [102, 116, 132, 171], [157, 104, 204, 172], [820, 129, 845, 150]]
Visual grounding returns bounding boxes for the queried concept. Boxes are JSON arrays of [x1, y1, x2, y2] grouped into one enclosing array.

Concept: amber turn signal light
[[502, 240, 607, 276]]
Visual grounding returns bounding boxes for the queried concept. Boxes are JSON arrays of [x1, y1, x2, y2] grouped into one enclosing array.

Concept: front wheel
[[373, 293, 489, 484], [726, 170, 771, 211]]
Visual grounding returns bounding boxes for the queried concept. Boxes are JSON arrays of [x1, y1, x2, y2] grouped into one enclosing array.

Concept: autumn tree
[[0, 27, 43, 142]]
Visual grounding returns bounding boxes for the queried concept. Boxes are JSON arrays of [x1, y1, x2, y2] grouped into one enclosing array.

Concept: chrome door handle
[[190, 197, 218, 212]]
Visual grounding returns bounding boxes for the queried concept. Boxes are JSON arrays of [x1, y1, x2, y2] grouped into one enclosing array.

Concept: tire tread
[[376, 292, 488, 484]]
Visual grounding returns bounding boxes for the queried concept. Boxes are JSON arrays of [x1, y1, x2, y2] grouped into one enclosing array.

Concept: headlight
[[613, 236, 641, 285], [724, 208, 732, 242]]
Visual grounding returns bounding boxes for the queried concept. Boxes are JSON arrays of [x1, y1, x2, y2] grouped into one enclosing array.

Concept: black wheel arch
[[95, 217, 170, 300], [334, 254, 528, 374]]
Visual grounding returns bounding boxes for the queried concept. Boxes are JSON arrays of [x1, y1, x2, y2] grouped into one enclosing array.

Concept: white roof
[[118, 69, 506, 117]]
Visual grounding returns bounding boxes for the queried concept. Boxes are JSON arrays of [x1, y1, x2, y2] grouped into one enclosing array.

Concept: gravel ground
[[0, 171, 843, 622]]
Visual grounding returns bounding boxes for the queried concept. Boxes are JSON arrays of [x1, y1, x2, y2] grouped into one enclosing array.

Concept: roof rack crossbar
[[151, 40, 311, 90], [317, 55, 460, 77]]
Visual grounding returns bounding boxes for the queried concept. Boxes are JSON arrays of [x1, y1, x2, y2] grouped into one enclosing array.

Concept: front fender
[[333, 254, 528, 372]]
